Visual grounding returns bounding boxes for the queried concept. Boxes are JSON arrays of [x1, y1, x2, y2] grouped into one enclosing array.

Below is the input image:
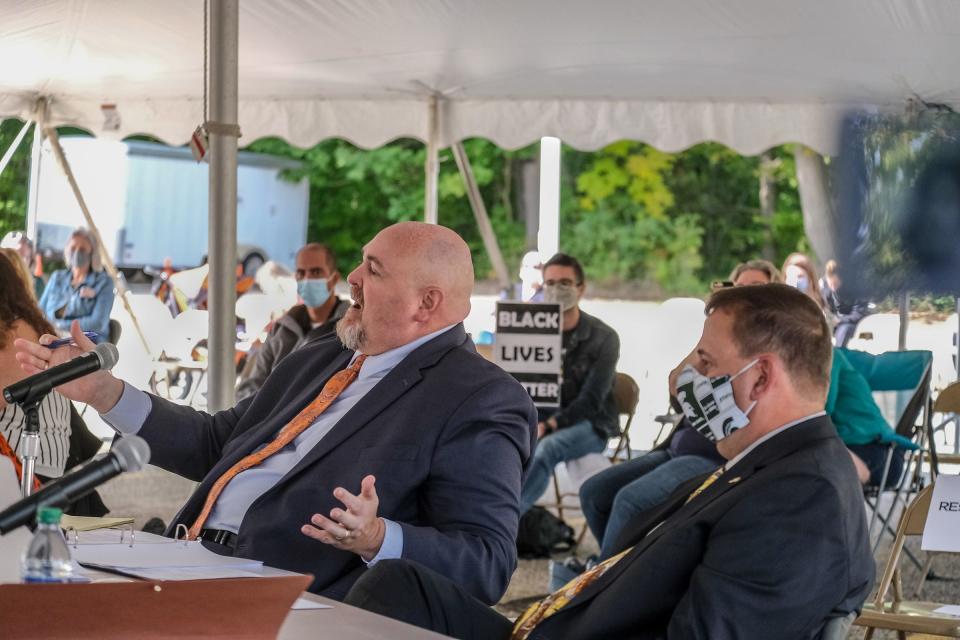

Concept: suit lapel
[[177, 348, 352, 519], [556, 415, 839, 613], [272, 324, 469, 489]]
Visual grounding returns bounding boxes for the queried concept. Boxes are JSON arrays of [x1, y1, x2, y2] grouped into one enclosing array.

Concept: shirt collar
[[349, 323, 457, 381], [724, 411, 826, 470], [70, 270, 98, 288]]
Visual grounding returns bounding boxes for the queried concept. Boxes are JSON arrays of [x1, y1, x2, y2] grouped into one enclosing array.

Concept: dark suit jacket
[[532, 415, 875, 639], [138, 324, 537, 603]]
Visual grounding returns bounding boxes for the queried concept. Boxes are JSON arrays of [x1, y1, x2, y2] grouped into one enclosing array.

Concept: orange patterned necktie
[[511, 466, 725, 639], [187, 355, 367, 540]]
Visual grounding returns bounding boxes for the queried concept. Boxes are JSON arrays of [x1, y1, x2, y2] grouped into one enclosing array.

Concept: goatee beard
[[336, 317, 366, 351]]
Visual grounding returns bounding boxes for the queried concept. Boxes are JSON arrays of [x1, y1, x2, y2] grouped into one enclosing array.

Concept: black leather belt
[[198, 528, 238, 550]]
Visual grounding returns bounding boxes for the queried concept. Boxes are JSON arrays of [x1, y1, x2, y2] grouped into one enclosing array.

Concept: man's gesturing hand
[[301, 475, 386, 562]]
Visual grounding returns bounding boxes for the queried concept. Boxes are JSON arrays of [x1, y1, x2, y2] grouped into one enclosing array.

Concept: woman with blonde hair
[[728, 259, 782, 286], [0, 252, 72, 482], [38, 227, 115, 338]]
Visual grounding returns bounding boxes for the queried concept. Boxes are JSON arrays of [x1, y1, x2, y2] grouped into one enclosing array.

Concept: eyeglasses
[[543, 278, 581, 287]]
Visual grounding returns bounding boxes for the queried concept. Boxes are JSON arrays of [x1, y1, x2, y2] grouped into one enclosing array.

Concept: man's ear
[[328, 271, 341, 288], [414, 286, 444, 322], [751, 356, 775, 400]]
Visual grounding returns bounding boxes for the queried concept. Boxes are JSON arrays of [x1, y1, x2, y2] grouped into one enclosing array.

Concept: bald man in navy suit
[[17, 222, 537, 602]]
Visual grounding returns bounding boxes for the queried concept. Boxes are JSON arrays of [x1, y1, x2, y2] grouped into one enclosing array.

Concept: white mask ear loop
[[729, 358, 759, 382], [729, 358, 760, 416]]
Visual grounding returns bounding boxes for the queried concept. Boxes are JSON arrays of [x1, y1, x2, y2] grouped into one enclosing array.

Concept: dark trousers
[[344, 560, 515, 640], [847, 442, 905, 488]]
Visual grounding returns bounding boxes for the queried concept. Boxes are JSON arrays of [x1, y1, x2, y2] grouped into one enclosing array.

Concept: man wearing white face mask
[[518, 253, 620, 514], [236, 243, 349, 401]]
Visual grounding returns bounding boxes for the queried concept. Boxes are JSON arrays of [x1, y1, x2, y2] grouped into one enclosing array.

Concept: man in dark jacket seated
[[236, 242, 349, 401], [344, 284, 875, 639], [518, 253, 620, 514]]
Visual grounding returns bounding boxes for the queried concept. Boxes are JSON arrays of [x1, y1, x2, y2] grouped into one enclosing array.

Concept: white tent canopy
[[3, 0, 959, 410], [2, 0, 959, 155]]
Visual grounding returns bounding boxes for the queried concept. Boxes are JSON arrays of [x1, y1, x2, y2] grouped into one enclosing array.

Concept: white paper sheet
[[75, 541, 263, 571], [130, 566, 267, 581], [934, 604, 960, 617], [921, 475, 960, 552], [291, 598, 332, 610], [68, 528, 175, 545]]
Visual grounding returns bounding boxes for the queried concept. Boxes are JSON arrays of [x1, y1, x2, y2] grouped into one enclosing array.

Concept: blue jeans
[[520, 420, 607, 514], [579, 450, 718, 559]]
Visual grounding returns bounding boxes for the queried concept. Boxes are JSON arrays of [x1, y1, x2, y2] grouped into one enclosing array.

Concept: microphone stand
[[17, 398, 42, 498]]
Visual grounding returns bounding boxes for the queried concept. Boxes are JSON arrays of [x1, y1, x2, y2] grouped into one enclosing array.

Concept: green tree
[[0, 119, 32, 237], [245, 137, 531, 279], [562, 140, 809, 293]]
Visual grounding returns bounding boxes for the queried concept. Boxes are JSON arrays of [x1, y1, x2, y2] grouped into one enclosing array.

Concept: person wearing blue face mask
[[782, 252, 826, 312], [236, 243, 349, 401], [38, 228, 114, 339]]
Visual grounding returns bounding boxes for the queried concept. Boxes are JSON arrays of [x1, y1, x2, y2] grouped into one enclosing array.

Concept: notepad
[[61, 515, 135, 532]]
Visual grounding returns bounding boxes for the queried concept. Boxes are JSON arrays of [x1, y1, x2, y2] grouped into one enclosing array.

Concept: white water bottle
[[20, 506, 74, 583]]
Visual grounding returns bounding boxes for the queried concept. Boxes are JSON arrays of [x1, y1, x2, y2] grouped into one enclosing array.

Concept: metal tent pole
[[537, 137, 561, 259], [424, 96, 439, 224], [25, 99, 47, 245], [898, 291, 909, 351], [452, 142, 511, 290], [206, 0, 240, 412], [0, 120, 32, 179]]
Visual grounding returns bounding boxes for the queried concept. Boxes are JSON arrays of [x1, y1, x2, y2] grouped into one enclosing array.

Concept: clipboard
[[0, 574, 312, 639]]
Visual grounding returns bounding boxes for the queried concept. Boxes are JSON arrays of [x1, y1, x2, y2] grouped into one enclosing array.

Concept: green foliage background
[[0, 117, 811, 296], [244, 136, 810, 295]]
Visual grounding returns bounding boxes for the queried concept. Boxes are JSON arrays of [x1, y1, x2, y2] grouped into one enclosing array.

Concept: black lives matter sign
[[494, 302, 562, 408]]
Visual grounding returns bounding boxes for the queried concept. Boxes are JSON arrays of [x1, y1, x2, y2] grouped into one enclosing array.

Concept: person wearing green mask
[[38, 228, 114, 339], [519, 253, 620, 514], [236, 243, 349, 400]]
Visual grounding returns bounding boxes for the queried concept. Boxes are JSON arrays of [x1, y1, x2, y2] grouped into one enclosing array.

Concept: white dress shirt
[[723, 411, 826, 471]]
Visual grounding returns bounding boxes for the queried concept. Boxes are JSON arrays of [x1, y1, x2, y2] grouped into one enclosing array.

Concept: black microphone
[[0, 436, 150, 535], [3, 343, 119, 406]]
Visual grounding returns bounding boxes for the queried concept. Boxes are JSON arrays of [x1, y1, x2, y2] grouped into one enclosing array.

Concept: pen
[[48, 332, 100, 348]]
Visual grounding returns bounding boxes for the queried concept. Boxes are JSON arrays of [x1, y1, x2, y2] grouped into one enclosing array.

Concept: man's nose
[[346, 265, 361, 286]]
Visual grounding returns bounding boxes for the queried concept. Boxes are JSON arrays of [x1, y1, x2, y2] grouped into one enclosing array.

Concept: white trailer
[[34, 138, 308, 274]]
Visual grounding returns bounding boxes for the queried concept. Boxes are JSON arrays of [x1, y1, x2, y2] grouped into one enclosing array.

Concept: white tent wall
[[4, 96, 854, 156]]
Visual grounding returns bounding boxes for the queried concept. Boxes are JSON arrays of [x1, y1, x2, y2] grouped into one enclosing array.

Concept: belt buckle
[[202, 528, 232, 547]]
